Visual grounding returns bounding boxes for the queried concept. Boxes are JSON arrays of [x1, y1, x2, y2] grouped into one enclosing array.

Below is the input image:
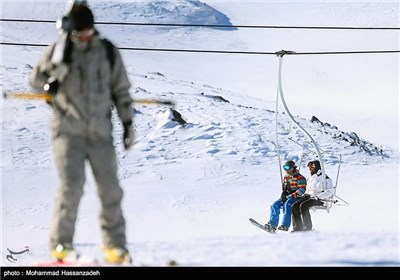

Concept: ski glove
[[292, 192, 299, 198], [123, 120, 134, 150]]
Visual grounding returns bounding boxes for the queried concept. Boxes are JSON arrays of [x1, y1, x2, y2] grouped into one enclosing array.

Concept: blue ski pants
[[269, 196, 297, 228]]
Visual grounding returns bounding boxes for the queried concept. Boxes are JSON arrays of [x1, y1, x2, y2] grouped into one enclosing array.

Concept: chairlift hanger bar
[[274, 55, 327, 189]]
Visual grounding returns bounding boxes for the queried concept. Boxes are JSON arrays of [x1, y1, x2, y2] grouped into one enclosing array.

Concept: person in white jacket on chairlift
[[291, 160, 334, 232]]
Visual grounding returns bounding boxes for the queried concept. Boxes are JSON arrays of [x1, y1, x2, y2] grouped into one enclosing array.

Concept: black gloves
[[44, 63, 69, 95], [123, 120, 134, 150], [44, 77, 59, 95]]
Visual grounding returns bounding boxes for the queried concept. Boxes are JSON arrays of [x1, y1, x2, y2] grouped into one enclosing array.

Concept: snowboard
[[249, 218, 276, 234]]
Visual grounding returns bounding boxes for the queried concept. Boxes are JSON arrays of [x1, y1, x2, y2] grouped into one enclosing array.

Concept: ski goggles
[[71, 28, 95, 38], [283, 165, 292, 171]]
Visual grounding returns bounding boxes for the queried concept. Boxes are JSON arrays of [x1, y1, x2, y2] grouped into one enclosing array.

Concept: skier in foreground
[[29, 3, 134, 264]]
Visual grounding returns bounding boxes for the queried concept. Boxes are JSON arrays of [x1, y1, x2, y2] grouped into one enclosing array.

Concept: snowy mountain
[[1, 0, 399, 267]]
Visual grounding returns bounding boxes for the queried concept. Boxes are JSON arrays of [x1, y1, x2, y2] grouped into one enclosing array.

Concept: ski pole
[[132, 98, 175, 106], [3, 92, 53, 102], [3, 92, 175, 107]]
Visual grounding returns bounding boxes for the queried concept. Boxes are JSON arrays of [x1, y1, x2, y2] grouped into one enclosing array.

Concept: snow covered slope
[[1, 0, 399, 266]]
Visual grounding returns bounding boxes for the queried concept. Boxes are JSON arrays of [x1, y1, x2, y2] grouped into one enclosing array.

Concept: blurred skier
[[291, 160, 334, 232], [264, 160, 306, 232], [29, 3, 134, 264]]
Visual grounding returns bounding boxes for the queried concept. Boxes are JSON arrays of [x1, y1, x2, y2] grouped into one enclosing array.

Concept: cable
[[1, 42, 48, 48], [1, 42, 399, 56], [1, 18, 400, 30]]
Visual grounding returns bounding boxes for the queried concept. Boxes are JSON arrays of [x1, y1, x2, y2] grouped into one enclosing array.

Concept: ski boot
[[50, 244, 79, 261], [264, 223, 277, 233], [103, 247, 132, 265]]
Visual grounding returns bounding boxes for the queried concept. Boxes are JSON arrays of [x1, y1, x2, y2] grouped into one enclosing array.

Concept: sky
[[1, 0, 399, 267]]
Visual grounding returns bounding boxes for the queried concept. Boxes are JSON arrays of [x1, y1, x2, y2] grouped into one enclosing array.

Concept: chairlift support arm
[[275, 52, 327, 189]]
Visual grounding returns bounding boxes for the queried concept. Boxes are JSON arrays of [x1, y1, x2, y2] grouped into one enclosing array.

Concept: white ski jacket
[[305, 169, 334, 200]]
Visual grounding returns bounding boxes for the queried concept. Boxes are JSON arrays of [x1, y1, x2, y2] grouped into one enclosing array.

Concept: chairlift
[[290, 139, 349, 212], [274, 52, 349, 212]]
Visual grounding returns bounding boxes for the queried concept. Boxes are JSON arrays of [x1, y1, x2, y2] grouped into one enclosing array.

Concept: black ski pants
[[292, 196, 324, 232]]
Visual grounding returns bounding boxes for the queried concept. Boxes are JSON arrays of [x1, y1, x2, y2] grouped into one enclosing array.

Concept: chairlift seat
[[312, 196, 335, 212]]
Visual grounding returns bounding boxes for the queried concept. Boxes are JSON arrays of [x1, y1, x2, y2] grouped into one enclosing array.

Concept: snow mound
[[2, 0, 234, 27], [95, 0, 233, 26]]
